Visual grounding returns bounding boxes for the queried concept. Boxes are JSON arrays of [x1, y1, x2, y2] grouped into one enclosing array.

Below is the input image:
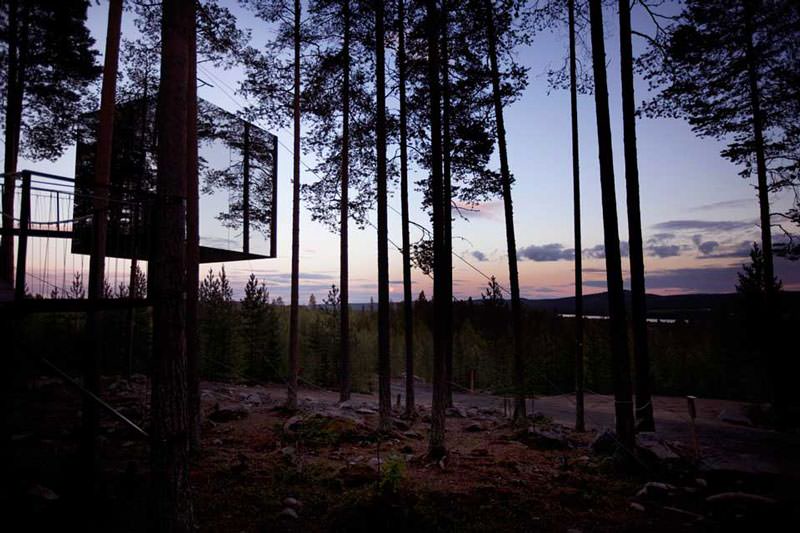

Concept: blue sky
[[17, 0, 799, 301]]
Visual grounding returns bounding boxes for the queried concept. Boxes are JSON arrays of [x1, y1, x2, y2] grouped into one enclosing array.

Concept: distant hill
[[344, 290, 799, 320], [520, 290, 800, 320]]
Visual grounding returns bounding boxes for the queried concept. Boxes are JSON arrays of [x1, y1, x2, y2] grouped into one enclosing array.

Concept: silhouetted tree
[[568, 0, 585, 432], [618, 0, 654, 432], [0, 0, 99, 285], [374, 0, 392, 433], [299, 0, 377, 403], [241, 273, 281, 381], [396, 0, 415, 418], [480, 0, 530, 422], [240, 0, 305, 410], [640, 0, 800, 296], [149, 0, 195, 527], [587, 0, 634, 450], [425, 0, 447, 458]]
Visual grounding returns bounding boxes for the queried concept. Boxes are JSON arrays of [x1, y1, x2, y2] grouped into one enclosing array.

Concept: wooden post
[[686, 395, 699, 457], [14, 171, 30, 300]]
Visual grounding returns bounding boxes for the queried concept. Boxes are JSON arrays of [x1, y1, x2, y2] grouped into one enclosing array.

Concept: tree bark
[[375, 0, 392, 433], [339, 0, 351, 403], [568, 0, 585, 433], [82, 0, 123, 496], [287, 0, 302, 411], [441, 0, 454, 409], [618, 0, 654, 432], [425, 0, 447, 458], [744, 4, 775, 293], [485, 0, 526, 422], [744, 0, 783, 421], [1, 0, 22, 286], [398, 0, 415, 418], [185, 0, 201, 452], [150, 0, 195, 530], [588, 0, 634, 451]]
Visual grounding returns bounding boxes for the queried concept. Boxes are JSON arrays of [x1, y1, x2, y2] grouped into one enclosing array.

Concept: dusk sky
[[19, 0, 799, 301]]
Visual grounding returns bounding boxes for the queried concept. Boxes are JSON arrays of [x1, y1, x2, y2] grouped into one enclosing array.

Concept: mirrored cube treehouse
[[72, 97, 278, 263]]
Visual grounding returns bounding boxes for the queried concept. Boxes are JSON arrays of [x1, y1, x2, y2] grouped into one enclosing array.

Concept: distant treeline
[[14, 269, 797, 404]]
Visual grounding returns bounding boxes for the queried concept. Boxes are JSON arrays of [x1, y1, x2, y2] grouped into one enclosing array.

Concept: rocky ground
[[7, 375, 799, 531]]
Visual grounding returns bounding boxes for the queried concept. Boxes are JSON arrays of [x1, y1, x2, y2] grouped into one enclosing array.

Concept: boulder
[[636, 432, 681, 463], [445, 406, 468, 418], [519, 426, 571, 450], [278, 508, 298, 520], [718, 409, 753, 427], [591, 430, 619, 456], [27, 484, 59, 502], [637, 481, 677, 499], [207, 406, 248, 423], [282, 497, 303, 511]]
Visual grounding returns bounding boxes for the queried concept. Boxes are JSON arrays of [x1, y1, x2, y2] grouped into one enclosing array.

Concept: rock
[[356, 407, 377, 415], [630, 502, 646, 512], [338, 400, 353, 410], [636, 432, 680, 463], [368, 457, 384, 470], [706, 492, 777, 506], [27, 484, 59, 501], [695, 478, 708, 488], [591, 430, 619, 456], [393, 418, 411, 431], [208, 406, 248, 423], [403, 430, 423, 440], [718, 409, 753, 427], [639, 481, 677, 499], [278, 508, 298, 520], [282, 497, 303, 510], [239, 392, 263, 406], [281, 446, 296, 457], [465, 423, 485, 432], [108, 379, 131, 392], [520, 426, 570, 450], [212, 438, 223, 446], [283, 415, 305, 433], [445, 406, 468, 418]]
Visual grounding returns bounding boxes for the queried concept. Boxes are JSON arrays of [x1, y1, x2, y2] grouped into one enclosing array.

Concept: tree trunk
[[1, 0, 22, 286], [568, 0, 585, 433], [398, 0, 415, 418], [339, 0, 351, 403], [441, 0, 454, 409], [82, 0, 123, 496], [287, 0, 302, 411], [744, 0, 783, 421], [426, 0, 447, 458], [185, 0, 201, 452], [588, 0, 634, 450], [150, 0, 195, 530], [485, 0, 526, 422], [744, 7, 775, 292], [618, 0, 654, 432], [375, 0, 392, 433]]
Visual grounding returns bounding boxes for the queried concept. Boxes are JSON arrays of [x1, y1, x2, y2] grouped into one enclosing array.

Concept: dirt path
[[257, 379, 800, 481]]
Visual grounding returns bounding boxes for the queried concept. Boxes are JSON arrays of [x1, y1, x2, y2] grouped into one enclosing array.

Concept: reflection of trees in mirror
[[198, 101, 277, 240]]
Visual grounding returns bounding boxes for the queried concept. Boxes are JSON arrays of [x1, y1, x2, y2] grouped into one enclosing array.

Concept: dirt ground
[[7, 375, 799, 532]]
